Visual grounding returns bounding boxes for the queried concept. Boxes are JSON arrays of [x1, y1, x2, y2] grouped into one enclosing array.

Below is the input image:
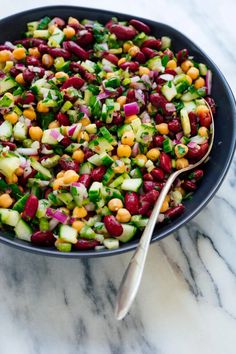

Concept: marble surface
[[0, 0, 236, 353]]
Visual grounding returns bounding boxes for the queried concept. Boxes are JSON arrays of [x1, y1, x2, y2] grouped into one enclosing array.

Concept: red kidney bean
[[60, 137, 72, 147], [63, 41, 89, 60], [31, 230, 55, 247], [22, 195, 39, 221], [155, 113, 164, 124], [143, 190, 159, 204], [15, 91, 35, 105], [14, 38, 46, 48], [163, 48, 174, 59], [153, 135, 165, 147], [182, 180, 197, 191], [19, 169, 36, 186], [83, 148, 94, 160], [109, 24, 137, 40], [76, 31, 94, 47], [112, 113, 124, 125], [139, 200, 151, 215], [188, 169, 204, 181], [143, 173, 153, 181], [205, 97, 216, 115], [188, 112, 198, 135], [187, 146, 202, 160], [105, 19, 116, 30], [91, 166, 106, 182], [129, 19, 151, 34], [150, 93, 168, 108], [104, 215, 123, 237], [38, 43, 48, 54], [59, 157, 79, 172], [0, 44, 13, 51], [84, 72, 96, 83], [198, 110, 212, 128], [79, 174, 92, 188], [26, 56, 41, 66], [23, 69, 35, 83], [164, 68, 177, 76], [1, 141, 16, 150], [95, 120, 104, 128], [36, 67, 45, 78], [102, 52, 119, 65], [124, 192, 139, 215], [141, 39, 161, 49], [9, 67, 20, 78], [134, 51, 146, 64], [126, 89, 136, 103], [48, 47, 71, 59], [61, 77, 85, 90], [143, 181, 157, 192], [56, 112, 70, 125], [200, 142, 209, 156], [44, 188, 53, 199], [141, 47, 157, 59], [119, 61, 139, 72], [73, 238, 100, 250], [69, 62, 86, 76], [165, 204, 185, 219], [51, 17, 65, 27], [160, 152, 172, 173], [177, 49, 189, 63], [168, 119, 182, 133], [151, 167, 165, 181]]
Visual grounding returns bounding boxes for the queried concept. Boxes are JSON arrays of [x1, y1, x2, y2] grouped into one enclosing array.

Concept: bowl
[[0, 5, 235, 258]]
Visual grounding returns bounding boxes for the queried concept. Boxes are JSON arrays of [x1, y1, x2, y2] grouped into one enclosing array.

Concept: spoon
[[115, 100, 214, 320]]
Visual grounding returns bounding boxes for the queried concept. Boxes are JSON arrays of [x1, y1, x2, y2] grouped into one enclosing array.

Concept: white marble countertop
[[0, 0, 236, 353]]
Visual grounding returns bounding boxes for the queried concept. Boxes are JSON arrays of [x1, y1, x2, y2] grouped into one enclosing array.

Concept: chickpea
[[176, 158, 189, 170], [160, 200, 169, 213], [123, 42, 133, 53], [0, 50, 12, 62], [4, 112, 18, 124], [0, 194, 13, 208], [116, 96, 127, 108], [187, 67, 199, 80], [72, 220, 85, 232], [15, 167, 24, 176], [136, 154, 147, 165], [29, 126, 43, 141], [68, 17, 80, 26], [63, 170, 79, 184], [116, 208, 131, 223], [156, 123, 169, 135], [194, 77, 205, 89], [113, 160, 126, 174], [55, 71, 69, 81], [139, 66, 150, 76], [42, 54, 54, 68], [52, 178, 64, 190], [15, 73, 25, 85], [49, 120, 60, 129], [80, 116, 91, 126], [118, 57, 126, 66], [108, 198, 123, 212], [13, 47, 26, 60], [198, 126, 209, 137], [186, 75, 193, 85], [72, 206, 87, 219], [57, 171, 65, 178], [37, 101, 49, 113], [181, 60, 193, 73], [124, 114, 138, 124], [196, 105, 209, 116], [72, 149, 85, 163], [174, 144, 189, 158], [28, 47, 41, 57], [117, 144, 132, 158], [128, 45, 140, 57], [121, 131, 135, 146], [166, 60, 177, 69], [23, 108, 36, 120], [63, 26, 76, 39], [146, 148, 160, 161]]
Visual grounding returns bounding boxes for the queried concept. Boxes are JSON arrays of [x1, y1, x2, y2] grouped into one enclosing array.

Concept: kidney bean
[[48, 47, 71, 59], [95, 120, 104, 128], [104, 215, 123, 237], [182, 180, 197, 191], [56, 112, 70, 126], [129, 19, 151, 34], [187, 112, 197, 135], [110, 24, 137, 40], [177, 48, 189, 63], [205, 97, 216, 115], [51, 17, 65, 27], [61, 77, 85, 90], [198, 110, 212, 128], [36, 67, 45, 78], [63, 41, 89, 60], [73, 238, 99, 250], [59, 157, 79, 172], [150, 93, 168, 108], [0, 44, 13, 51], [153, 135, 165, 147], [155, 113, 164, 124], [163, 48, 174, 59], [141, 39, 161, 50], [38, 43, 48, 54], [160, 152, 172, 173], [9, 67, 20, 78], [22, 194, 39, 221], [15, 91, 35, 105], [168, 119, 182, 133], [124, 192, 139, 215], [1, 141, 16, 150], [14, 38, 46, 48], [187, 146, 202, 160], [91, 166, 106, 182], [141, 47, 157, 59], [151, 167, 165, 181], [143, 190, 159, 204], [126, 89, 136, 103], [188, 169, 204, 181], [139, 200, 151, 215], [22, 69, 35, 83], [200, 142, 209, 156], [112, 113, 124, 125], [84, 72, 97, 84], [83, 148, 94, 160], [105, 19, 116, 30], [26, 56, 41, 66], [31, 230, 55, 247], [143, 173, 153, 181], [79, 174, 92, 188], [60, 137, 72, 147], [44, 188, 53, 199], [134, 51, 146, 64], [119, 61, 139, 72], [165, 204, 185, 220], [102, 52, 119, 65], [143, 181, 157, 192], [76, 31, 94, 47]]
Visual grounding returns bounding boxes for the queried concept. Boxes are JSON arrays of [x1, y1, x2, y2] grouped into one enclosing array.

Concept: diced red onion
[[124, 102, 139, 117], [135, 89, 145, 104], [97, 91, 112, 100], [80, 105, 89, 116], [187, 141, 197, 149], [165, 103, 176, 113], [159, 74, 174, 81], [23, 165, 32, 178], [15, 63, 26, 71], [132, 142, 139, 157], [141, 111, 151, 123], [176, 132, 183, 140], [50, 129, 64, 141], [206, 70, 212, 95], [46, 208, 68, 224], [17, 148, 38, 155], [173, 139, 181, 145], [49, 219, 59, 231], [68, 124, 77, 137], [19, 156, 27, 168], [4, 41, 15, 49], [190, 135, 207, 145]]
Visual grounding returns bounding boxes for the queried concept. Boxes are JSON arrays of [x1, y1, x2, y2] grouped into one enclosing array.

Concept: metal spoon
[[115, 101, 214, 320]]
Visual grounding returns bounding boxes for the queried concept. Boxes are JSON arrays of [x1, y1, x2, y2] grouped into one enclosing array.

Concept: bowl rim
[[0, 5, 235, 258]]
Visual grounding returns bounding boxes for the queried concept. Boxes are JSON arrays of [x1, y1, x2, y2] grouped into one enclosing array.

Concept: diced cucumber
[[13, 122, 27, 141], [0, 76, 17, 94], [80, 225, 96, 239], [183, 101, 196, 113], [0, 156, 20, 178], [109, 175, 125, 188], [121, 178, 142, 192], [181, 91, 199, 102], [39, 218, 50, 231], [102, 167, 115, 185], [79, 162, 93, 174], [101, 186, 123, 201], [131, 215, 149, 228], [180, 108, 191, 136], [33, 29, 50, 39], [136, 124, 156, 145], [41, 155, 60, 169], [161, 36, 171, 50], [131, 118, 142, 133], [163, 138, 173, 153], [36, 199, 51, 218], [59, 225, 78, 244], [27, 21, 39, 32], [88, 182, 102, 202], [86, 215, 101, 227], [0, 121, 12, 140], [14, 219, 32, 242], [161, 81, 177, 101], [12, 193, 30, 213], [57, 192, 74, 206], [41, 128, 60, 145], [117, 124, 132, 139], [94, 222, 108, 235], [65, 143, 81, 153], [0, 208, 20, 227], [0, 93, 14, 107], [130, 168, 142, 179], [147, 56, 163, 72], [99, 126, 116, 144], [30, 158, 52, 179], [88, 137, 113, 154], [116, 224, 137, 242], [48, 27, 65, 47], [85, 124, 97, 134], [55, 240, 72, 252], [199, 63, 208, 76], [88, 152, 113, 166], [103, 238, 119, 249], [70, 184, 88, 207]]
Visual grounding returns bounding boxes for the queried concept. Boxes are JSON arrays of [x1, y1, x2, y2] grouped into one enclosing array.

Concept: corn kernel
[[80, 116, 91, 126]]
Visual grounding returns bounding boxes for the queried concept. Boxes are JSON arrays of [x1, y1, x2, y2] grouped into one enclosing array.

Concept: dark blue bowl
[[0, 6, 235, 257]]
